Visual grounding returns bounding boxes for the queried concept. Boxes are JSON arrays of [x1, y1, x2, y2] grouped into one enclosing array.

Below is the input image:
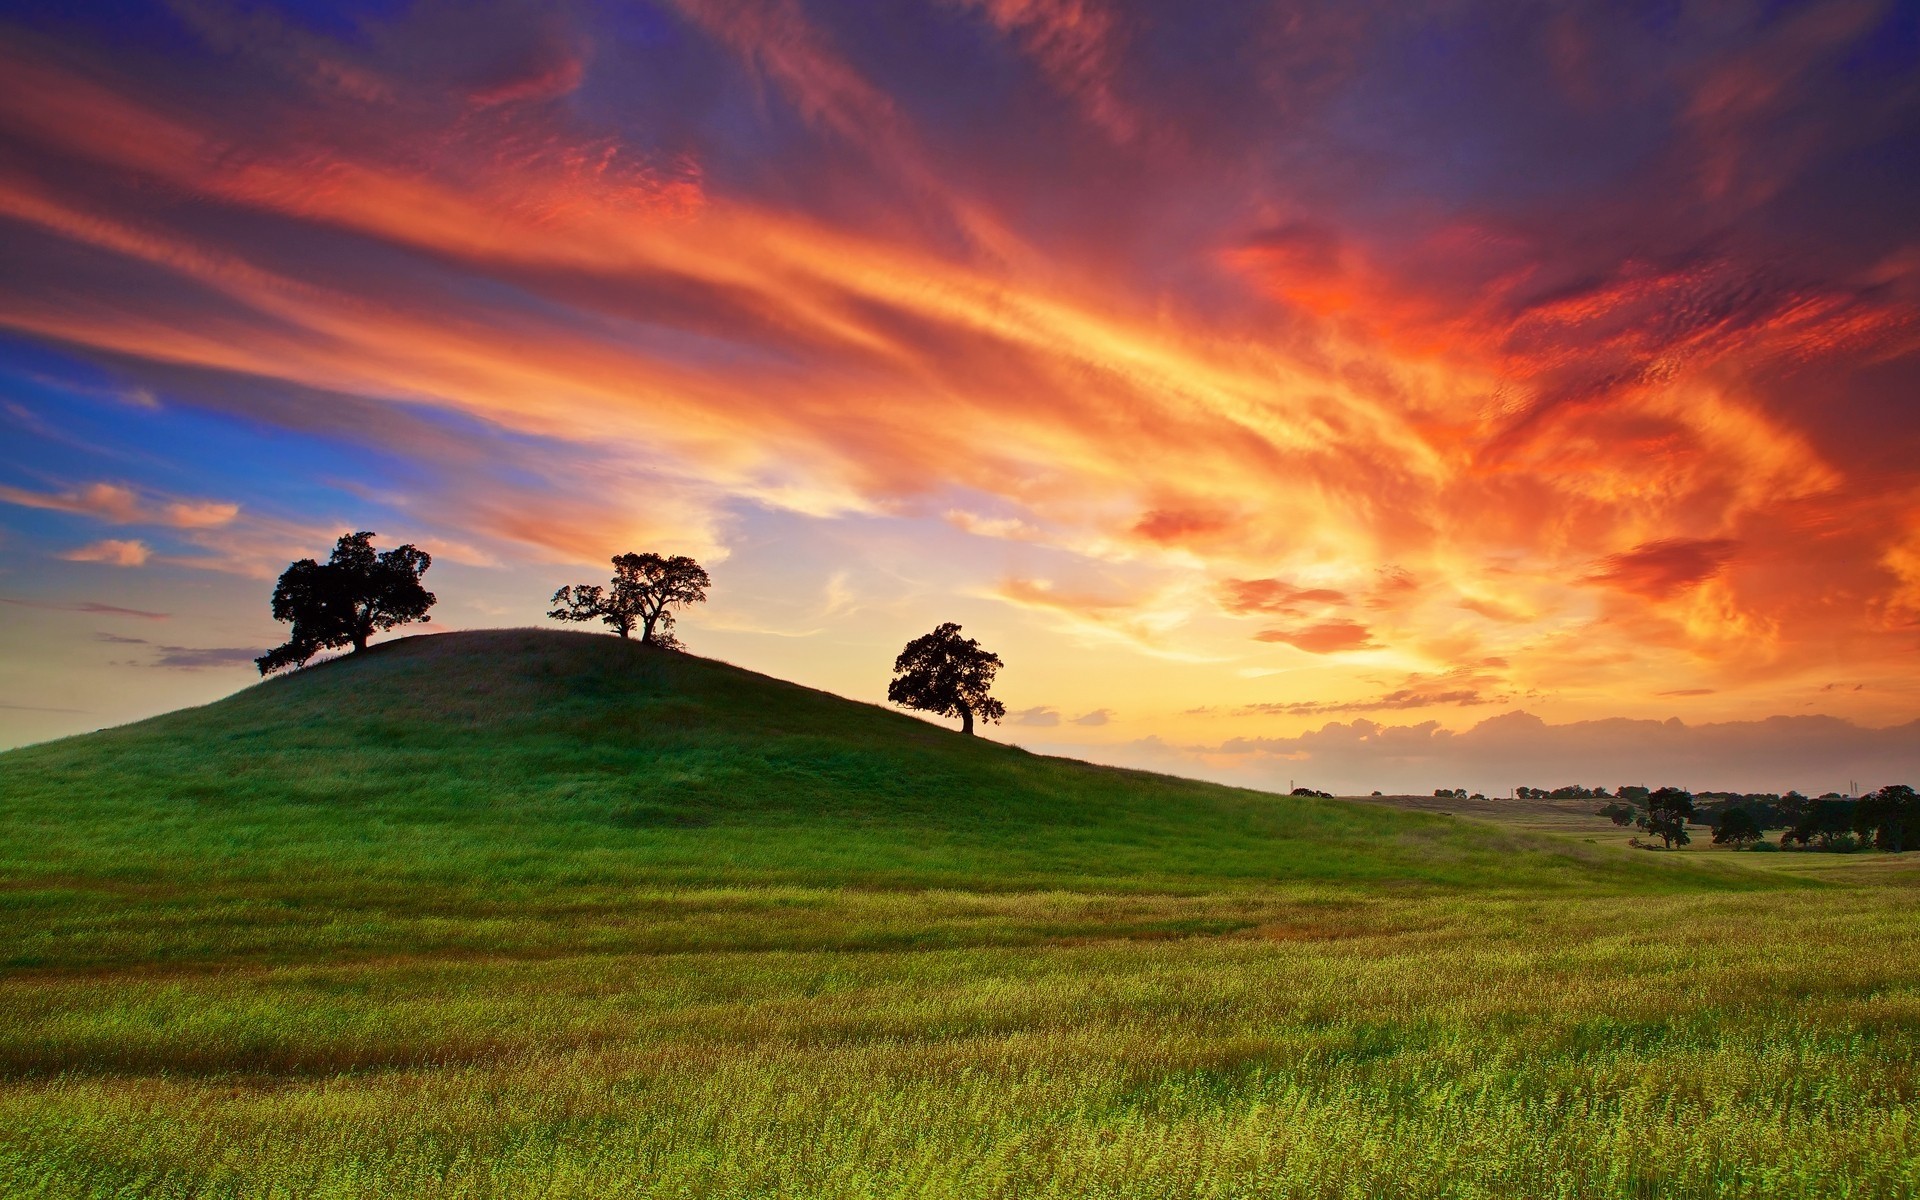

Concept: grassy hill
[[2, 629, 1915, 1198], [0, 629, 1697, 967]]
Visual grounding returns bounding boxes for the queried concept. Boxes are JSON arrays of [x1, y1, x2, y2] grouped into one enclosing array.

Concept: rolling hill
[[1, 628, 1685, 921], [11, 629, 1913, 1200]]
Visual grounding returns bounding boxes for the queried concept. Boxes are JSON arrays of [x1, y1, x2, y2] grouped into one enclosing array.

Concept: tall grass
[[0, 630, 1912, 1197]]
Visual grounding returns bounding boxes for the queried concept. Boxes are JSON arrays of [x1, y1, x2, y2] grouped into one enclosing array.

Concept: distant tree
[[887, 622, 1005, 735], [256, 531, 434, 675], [1637, 786, 1695, 849], [1785, 797, 1857, 850], [1597, 802, 1637, 827], [1712, 807, 1763, 849], [1778, 791, 1810, 824], [1618, 785, 1651, 804], [1291, 786, 1332, 799], [549, 552, 710, 647], [1853, 784, 1918, 852]]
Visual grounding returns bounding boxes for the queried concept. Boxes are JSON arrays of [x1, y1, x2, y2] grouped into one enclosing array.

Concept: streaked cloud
[[59, 539, 150, 566], [0, 0, 1916, 760]]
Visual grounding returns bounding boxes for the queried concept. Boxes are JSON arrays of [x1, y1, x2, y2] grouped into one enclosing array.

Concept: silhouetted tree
[[887, 622, 1005, 735], [1712, 807, 1763, 849], [1853, 784, 1918, 852], [1785, 797, 1857, 850], [1637, 786, 1695, 848], [1778, 791, 1810, 826], [549, 553, 710, 647], [256, 532, 435, 675], [1597, 802, 1637, 827]]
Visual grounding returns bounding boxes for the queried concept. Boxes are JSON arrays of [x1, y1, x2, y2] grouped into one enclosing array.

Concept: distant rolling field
[[1, 630, 1915, 1198]]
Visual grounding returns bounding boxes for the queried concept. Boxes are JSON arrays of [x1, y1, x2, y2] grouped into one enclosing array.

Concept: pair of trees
[[550, 569, 1009, 736], [548, 562, 1011, 735], [256, 537, 713, 672], [549, 553, 711, 648]]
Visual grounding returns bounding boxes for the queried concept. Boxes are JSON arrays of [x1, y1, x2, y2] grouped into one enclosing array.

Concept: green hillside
[[2, 629, 1688, 955], [3, 629, 1916, 1199]]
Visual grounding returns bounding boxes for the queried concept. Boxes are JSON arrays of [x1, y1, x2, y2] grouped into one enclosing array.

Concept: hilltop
[[0, 629, 1695, 925]]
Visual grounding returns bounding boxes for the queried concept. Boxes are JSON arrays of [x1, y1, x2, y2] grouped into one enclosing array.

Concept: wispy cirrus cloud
[[0, 0, 1916, 744], [1, 596, 169, 620], [0, 481, 238, 528]]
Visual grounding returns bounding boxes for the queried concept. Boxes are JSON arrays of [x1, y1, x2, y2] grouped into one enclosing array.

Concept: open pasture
[[1, 632, 1915, 1198]]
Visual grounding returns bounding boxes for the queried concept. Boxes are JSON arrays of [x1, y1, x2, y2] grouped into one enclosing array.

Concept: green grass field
[[1, 629, 1915, 1197]]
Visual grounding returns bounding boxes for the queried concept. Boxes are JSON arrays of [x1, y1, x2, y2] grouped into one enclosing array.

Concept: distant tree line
[[1576, 784, 1918, 852], [1516, 785, 1625, 800]]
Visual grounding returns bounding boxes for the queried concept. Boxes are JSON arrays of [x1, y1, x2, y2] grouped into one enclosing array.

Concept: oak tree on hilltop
[[888, 622, 1005, 736], [256, 531, 435, 675], [549, 552, 711, 647]]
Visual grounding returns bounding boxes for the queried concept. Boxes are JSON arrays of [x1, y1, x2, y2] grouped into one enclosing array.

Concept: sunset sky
[[2, 0, 1917, 794]]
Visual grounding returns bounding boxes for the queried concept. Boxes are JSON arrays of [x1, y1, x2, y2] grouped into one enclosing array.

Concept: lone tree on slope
[[1637, 786, 1696, 849], [549, 552, 710, 647], [888, 622, 1006, 736], [256, 531, 435, 675]]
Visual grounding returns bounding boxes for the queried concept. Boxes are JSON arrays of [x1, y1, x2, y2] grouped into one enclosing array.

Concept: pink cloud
[[59, 538, 151, 566]]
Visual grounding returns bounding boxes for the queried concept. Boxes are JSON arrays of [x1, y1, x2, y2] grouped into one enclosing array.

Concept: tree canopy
[[1637, 786, 1695, 849], [887, 622, 1006, 736], [1853, 784, 1918, 852], [256, 531, 435, 675], [549, 552, 710, 647], [1711, 807, 1763, 849]]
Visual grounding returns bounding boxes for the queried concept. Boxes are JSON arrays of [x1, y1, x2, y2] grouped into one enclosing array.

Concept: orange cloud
[[0, 7, 1917, 732], [1588, 538, 1739, 599], [1218, 578, 1349, 615], [1253, 620, 1377, 654]]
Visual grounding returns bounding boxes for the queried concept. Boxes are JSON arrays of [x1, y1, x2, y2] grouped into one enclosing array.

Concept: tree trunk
[[960, 704, 974, 736]]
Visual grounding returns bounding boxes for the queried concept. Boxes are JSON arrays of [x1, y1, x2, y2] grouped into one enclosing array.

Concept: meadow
[[1, 630, 1915, 1198]]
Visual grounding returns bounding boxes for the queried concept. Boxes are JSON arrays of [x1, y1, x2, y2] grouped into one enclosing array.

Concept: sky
[[2, 0, 1918, 796]]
